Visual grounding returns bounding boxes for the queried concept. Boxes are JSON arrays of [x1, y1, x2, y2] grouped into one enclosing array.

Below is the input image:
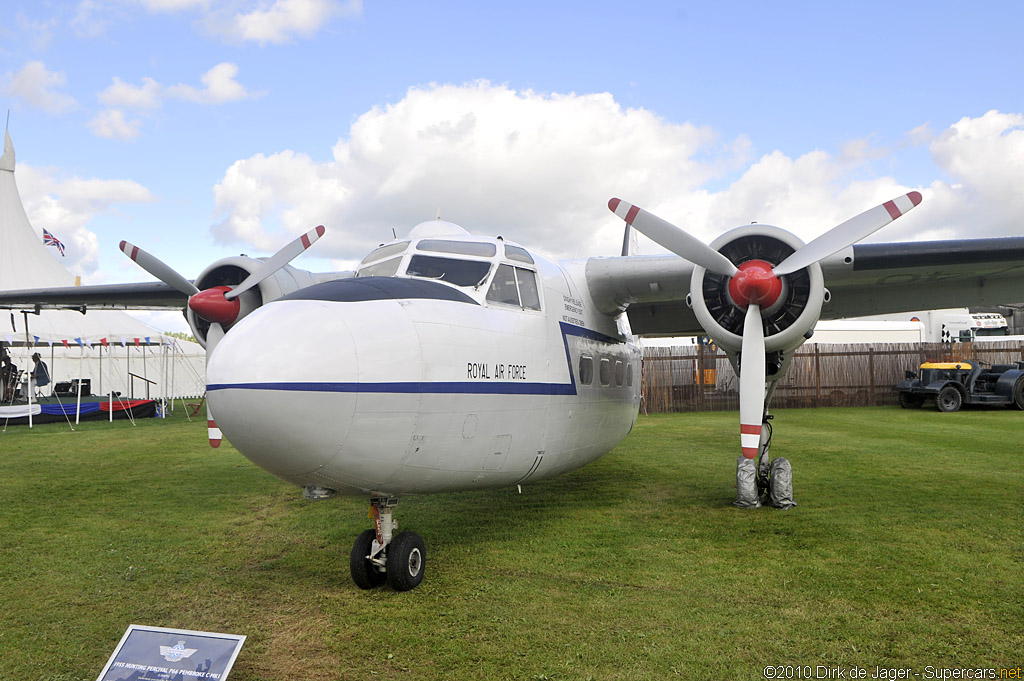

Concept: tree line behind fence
[[641, 341, 1024, 413]]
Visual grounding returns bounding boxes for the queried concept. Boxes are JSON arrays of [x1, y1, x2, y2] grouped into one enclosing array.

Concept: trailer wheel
[[1013, 376, 1024, 410], [936, 386, 962, 413]]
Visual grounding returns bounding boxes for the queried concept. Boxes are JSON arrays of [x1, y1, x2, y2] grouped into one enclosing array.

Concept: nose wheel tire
[[350, 529, 386, 590], [385, 531, 426, 592]]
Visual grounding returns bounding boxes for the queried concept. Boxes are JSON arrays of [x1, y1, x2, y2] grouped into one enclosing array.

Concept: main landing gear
[[350, 497, 426, 592]]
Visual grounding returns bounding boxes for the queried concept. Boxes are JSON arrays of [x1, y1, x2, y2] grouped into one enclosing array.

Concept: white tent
[[0, 131, 204, 401]]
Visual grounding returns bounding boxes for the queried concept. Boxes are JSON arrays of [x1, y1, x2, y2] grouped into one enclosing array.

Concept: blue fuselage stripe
[[207, 381, 577, 395]]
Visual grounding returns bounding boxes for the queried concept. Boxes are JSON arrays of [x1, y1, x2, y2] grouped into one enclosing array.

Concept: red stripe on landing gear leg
[[208, 419, 222, 448], [741, 423, 761, 459]]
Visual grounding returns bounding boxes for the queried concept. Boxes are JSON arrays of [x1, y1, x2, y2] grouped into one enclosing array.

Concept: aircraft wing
[[585, 236, 1024, 336], [0, 281, 187, 311]]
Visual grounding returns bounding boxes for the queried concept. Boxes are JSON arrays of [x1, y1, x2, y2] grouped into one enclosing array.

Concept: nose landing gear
[[349, 497, 426, 592]]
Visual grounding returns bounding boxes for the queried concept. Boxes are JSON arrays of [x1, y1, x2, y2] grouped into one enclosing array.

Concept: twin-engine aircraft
[[4, 195, 1024, 591]]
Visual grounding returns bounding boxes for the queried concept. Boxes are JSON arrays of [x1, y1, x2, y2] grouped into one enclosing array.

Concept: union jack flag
[[43, 228, 65, 256]]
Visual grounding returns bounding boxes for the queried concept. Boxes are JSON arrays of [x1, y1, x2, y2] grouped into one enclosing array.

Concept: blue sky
[[2, 1, 1023, 331]]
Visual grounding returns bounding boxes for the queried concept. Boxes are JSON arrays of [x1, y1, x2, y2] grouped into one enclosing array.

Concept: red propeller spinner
[[188, 286, 240, 326], [727, 260, 783, 309]]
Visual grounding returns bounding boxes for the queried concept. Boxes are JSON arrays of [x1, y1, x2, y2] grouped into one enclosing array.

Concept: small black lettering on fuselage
[[467, 362, 491, 379], [467, 362, 527, 380]]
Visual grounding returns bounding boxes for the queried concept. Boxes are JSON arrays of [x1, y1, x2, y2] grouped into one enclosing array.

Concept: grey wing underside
[[0, 271, 353, 311], [0, 281, 188, 311], [584, 237, 1024, 337]]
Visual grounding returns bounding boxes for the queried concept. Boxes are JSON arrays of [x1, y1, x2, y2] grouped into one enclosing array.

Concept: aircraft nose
[[205, 299, 360, 483]]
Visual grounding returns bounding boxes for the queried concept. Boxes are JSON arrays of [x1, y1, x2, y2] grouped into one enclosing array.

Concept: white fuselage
[[206, 231, 642, 497]]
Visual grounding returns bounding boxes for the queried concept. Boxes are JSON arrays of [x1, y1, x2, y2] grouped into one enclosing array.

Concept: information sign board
[[95, 625, 245, 681]]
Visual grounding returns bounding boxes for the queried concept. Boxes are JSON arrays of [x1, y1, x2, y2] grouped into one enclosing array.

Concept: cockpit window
[[486, 263, 542, 310], [356, 256, 402, 278], [516, 268, 541, 310], [486, 264, 519, 305], [406, 255, 491, 287], [504, 244, 534, 264], [417, 240, 497, 258], [359, 241, 408, 266]]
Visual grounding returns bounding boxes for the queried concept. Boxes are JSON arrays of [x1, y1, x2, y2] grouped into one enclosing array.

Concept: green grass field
[[1, 405, 1021, 680]]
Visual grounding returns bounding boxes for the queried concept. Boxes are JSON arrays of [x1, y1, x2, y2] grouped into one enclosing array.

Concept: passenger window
[[486, 264, 520, 305], [579, 356, 593, 385], [626, 363, 634, 387], [599, 358, 611, 386], [614, 360, 624, 387], [516, 268, 541, 310]]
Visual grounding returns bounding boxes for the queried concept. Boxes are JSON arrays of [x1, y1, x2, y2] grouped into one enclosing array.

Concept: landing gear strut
[[349, 497, 426, 591], [734, 414, 796, 509]]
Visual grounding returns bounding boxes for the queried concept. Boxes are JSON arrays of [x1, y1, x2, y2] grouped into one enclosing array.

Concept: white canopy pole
[[24, 314, 32, 429], [107, 343, 113, 423], [75, 343, 82, 424], [169, 337, 176, 415]]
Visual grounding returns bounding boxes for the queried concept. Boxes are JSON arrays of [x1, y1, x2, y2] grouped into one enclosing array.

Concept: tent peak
[[0, 130, 13, 172]]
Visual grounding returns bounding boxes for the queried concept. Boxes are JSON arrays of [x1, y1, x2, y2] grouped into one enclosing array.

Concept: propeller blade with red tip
[[608, 199, 738, 277], [739, 303, 767, 459], [224, 225, 326, 301], [773, 191, 923, 276], [119, 241, 199, 297]]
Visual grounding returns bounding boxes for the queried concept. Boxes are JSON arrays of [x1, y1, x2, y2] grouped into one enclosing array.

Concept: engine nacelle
[[689, 225, 826, 376], [186, 256, 321, 348]]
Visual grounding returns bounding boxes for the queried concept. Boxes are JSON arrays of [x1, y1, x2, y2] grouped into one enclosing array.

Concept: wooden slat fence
[[642, 341, 1024, 413]]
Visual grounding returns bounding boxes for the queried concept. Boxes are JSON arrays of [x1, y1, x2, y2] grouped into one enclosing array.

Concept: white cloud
[[15, 11, 60, 49], [98, 76, 163, 109], [89, 66, 258, 139], [16, 165, 156, 277], [88, 109, 143, 140], [208, 84, 1024, 264], [204, 0, 360, 45], [212, 81, 731, 259], [166, 62, 261, 104], [2, 61, 77, 115], [910, 110, 1024, 241]]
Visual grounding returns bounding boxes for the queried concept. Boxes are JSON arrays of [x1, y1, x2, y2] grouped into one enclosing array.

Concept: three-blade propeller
[[609, 191, 922, 460], [120, 225, 326, 447]]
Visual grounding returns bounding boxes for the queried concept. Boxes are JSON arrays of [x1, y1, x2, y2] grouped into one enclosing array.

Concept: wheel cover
[[407, 548, 422, 577]]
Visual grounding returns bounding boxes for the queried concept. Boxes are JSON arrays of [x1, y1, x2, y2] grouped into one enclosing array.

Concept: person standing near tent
[[29, 352, 49, 395], [1, 345, 16, 400]]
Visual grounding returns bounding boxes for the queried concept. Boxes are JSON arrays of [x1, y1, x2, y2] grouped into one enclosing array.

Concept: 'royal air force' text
[[467, 363, 527, 380]]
